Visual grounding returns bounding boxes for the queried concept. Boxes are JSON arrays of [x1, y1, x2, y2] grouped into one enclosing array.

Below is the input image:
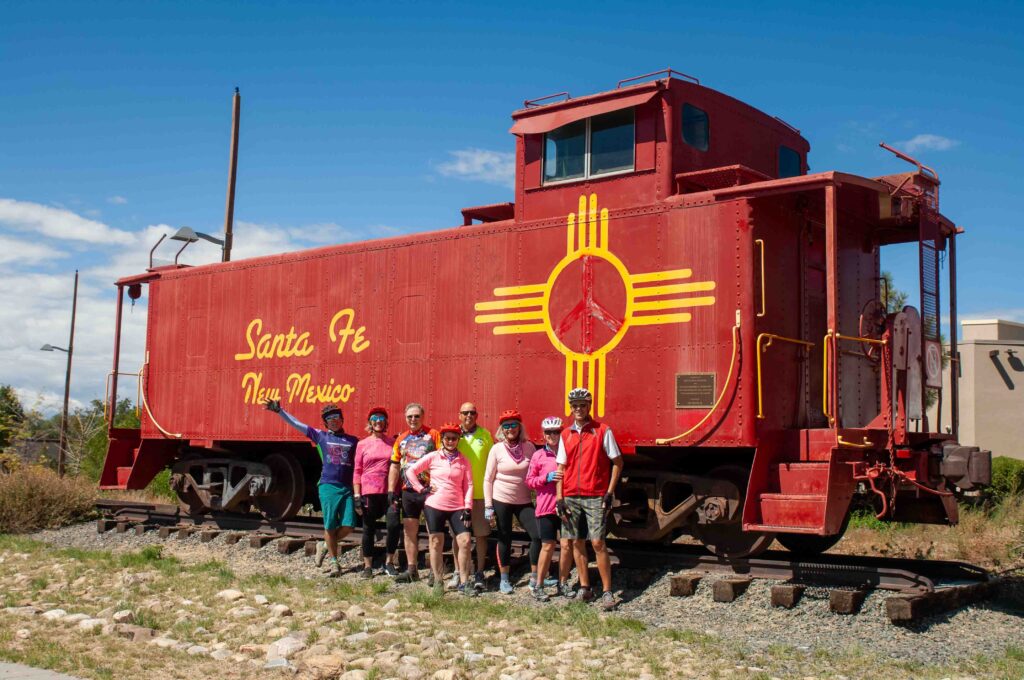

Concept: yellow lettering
[[330, 308, 370, 354], [282, 372, 356, 404], [236, 318, 317, 361], [234, 319, 261, 360], [241, 372, 281, 405]]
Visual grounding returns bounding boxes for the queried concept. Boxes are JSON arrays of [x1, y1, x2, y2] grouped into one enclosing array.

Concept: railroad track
[[95, 499, 997, 624]]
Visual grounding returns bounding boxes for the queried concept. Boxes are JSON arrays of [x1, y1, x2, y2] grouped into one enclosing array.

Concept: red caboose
[[102, 70, 991, 556]]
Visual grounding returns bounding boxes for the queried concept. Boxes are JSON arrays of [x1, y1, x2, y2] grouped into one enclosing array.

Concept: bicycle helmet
[[567, 387, 592, 403], [367, 405, 388, 420], [541, 416, 563, 431], [321, 404, 343, 420], [438, 422, 461, 437], [498, 409, 522, 425]]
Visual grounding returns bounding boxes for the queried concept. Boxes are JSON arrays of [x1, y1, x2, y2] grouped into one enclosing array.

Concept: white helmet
[[541, 416, 563, 431]]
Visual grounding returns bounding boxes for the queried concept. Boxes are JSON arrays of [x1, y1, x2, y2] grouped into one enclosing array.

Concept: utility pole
[[58, 270, 78, 477], [223, 87, 241, 262]]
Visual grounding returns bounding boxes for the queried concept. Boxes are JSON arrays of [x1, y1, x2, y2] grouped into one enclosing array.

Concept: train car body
[[102, 71, 991, 556]]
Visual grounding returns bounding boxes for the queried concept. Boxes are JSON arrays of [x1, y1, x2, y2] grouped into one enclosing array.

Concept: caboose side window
[[543, 109, 635, 184], [544, 120, 586, 182], [682, 103, 709, 151], [779, 145, 802, 178]]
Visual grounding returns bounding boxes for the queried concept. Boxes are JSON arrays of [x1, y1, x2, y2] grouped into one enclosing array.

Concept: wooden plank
[[712, 577, 751, 602], [886, 581, 996, 624], [669, 574, 702, 597]]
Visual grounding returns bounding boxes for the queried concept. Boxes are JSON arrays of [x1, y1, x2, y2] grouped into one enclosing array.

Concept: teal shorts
[[319, 483, 356, 530]]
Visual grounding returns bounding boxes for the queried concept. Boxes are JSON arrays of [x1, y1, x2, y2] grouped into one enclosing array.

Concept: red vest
[[560, 420, 611, 497]]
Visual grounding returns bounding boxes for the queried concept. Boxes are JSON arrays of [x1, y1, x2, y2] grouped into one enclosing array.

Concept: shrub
[[0, 465, 96, 533], [988, 456, 1024, 505]]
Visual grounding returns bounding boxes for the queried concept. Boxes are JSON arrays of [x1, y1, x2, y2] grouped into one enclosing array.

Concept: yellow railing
[[756, 333, 813, 419], [822, 331, 888, 427]]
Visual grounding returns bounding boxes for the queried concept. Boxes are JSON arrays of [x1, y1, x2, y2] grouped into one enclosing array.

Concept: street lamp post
[[170, 227, 226, 263], [40, 269, 78, 477]]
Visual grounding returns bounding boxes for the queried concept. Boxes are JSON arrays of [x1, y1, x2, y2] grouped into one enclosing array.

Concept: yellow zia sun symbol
[[474, 193, 716, 416]]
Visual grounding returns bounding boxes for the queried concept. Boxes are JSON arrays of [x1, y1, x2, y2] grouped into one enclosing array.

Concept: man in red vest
[[555, 387, 623, 610]]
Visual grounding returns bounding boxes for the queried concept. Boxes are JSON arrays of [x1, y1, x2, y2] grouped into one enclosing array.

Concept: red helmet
[[367, 405, 389, 420], [438, 422, 461, 437], [498, 409, 522, 425]]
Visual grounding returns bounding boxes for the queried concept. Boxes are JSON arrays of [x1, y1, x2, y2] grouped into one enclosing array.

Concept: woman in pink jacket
[[484, 409, 539, 594], [406, 422, 476, 597], [526, 416, 574, 601], [353, 406, 401, 579]]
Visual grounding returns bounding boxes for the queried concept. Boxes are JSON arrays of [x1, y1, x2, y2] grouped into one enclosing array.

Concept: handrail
[[756, 333, 813, 419], [656, 311, 739, 444], [139, 351, 182, 439], [823, 331, 889, 427], [755, 239, 766, 318], [523, 91, 571, 108], [837, 435, 875, 449], [617, 68, 699, 88]]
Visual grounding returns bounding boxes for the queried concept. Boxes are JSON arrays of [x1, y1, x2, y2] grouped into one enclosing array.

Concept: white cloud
[[436, 148, 515, 188], [107, 195, 128, 205], [0, 235, 65, 265], [895, 134, 959, 154], [13, 387, 84, 415], [0, 198, 134, 244]]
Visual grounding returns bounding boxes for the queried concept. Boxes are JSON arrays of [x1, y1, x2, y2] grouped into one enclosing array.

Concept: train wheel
[[691, 464, 774, 558], [254, 453, 306, 521], [174, 453, 209, 517]]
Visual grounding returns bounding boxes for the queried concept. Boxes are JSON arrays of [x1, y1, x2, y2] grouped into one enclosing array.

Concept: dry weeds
[[0, 466, 95, 533]]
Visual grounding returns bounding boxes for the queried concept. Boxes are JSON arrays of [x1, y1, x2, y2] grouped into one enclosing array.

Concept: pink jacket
[[526, 445, 559, 517], [407, 450, 473, 512], [353, 435, 394, 495], [484, 441, 536, 506]]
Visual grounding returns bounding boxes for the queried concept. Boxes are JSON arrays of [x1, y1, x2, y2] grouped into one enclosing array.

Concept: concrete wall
[[937, 319, 1024, 459]]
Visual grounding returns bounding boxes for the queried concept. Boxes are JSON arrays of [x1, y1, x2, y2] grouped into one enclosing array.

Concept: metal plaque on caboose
[[676, 373, 716, 408]]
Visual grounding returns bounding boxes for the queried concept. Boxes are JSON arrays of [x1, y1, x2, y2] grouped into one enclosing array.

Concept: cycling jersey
[[354, 434, 395, 495], [390, 427, 441, 490], [277, 409, 356, 487]]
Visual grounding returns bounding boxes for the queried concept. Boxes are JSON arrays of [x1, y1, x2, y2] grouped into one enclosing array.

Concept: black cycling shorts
[[401, 489, 429, 519], [423, 506, 470, 535], [537, 513, 561, 542]]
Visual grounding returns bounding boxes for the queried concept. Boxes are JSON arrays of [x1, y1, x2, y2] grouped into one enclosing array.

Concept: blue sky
[[1, 0, 1021, 410]]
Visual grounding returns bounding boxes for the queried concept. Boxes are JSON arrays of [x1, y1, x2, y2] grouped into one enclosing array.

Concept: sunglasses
[[569, 402, 590, 408], [501, 421, 521, 430], [406, 414, 422, 419], [460, 410, 477, 416], [543, 429, 561, 435], [324, 414, 342, 421], [442, 434, 460, 441], [369, 415, 387, 422]]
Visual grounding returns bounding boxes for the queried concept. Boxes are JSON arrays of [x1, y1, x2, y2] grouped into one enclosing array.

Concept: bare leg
[[475, 535, 488, 575], [572, 538, 590, 589], [559, 538, 572, 583], [456, 533, 472, 583], [325, 528, 340, 559], [592, 539, 612, 592], [451, 538, 462, 579], [403, 518, 420, 573], [429, 534, 444, 585], [536, 541, 555, 588]]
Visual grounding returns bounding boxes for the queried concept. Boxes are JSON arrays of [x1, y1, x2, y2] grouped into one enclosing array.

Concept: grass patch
[[0, 466, 96, 533]]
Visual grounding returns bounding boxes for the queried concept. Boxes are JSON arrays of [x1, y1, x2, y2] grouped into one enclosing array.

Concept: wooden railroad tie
[[669, 573, 702, 597], [115, 521, 132, 534], [304, 539, 319, 557], [96, 518, 117, 533], [250, 533, 284, 548], [770, 583, 806, 609], [277, 538, 308, 554], [199, 530, 221, 543], [712, 577, 752, 603], [829, 586, 869, 614], [223, 532, 247, 545], [885, 580, 997, 624], [133, 524, 155, 536], [157, 525, 181, 539], [176, 526, 200, 540]]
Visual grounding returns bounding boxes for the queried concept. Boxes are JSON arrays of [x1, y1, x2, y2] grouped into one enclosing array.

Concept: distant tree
[[76, 398, 139, 481], [0, 385, 25, 450], [880, 271, 908, 314]]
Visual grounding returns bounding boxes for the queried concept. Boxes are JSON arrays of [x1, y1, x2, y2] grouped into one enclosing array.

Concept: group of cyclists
[[263, 386, 623, 610]]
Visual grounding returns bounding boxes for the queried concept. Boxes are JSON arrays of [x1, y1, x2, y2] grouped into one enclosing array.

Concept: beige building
[[938, 319, 1024, 460]]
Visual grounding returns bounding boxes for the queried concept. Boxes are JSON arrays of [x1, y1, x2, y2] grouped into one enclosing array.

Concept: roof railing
[[617, 68, 699, 88], [523, 91, 571, 108]]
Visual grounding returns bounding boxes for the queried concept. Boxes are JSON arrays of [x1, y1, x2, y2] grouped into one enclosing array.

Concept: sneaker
[[599, 591, 617, 611], [458, 583, 478, 598], [473, 571, 486, 592], [448, 572, 461, 589], [531, 586, 550, 602], [426, 571, 435, 588], [576, 586, 595, 602], [381, 563, 399, 577], [499, 580, 514, 595], [559, 581, 575, 598], [528, 575, 537, 589], [326, 560, 342, 578], [543, 576, 559, 588], [359, 567, 373, 579], [394, 569, 419, 583], [314, 541, 328, 568]]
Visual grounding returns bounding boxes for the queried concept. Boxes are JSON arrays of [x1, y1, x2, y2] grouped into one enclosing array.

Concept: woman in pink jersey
[[526, 416, 574, 601], [353, 406, 401, 579], [484, 409, 539, 595], [406, 422, 476, 597]]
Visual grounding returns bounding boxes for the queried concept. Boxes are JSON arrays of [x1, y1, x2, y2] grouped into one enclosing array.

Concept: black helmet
[[321, 404, 342, 420]]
